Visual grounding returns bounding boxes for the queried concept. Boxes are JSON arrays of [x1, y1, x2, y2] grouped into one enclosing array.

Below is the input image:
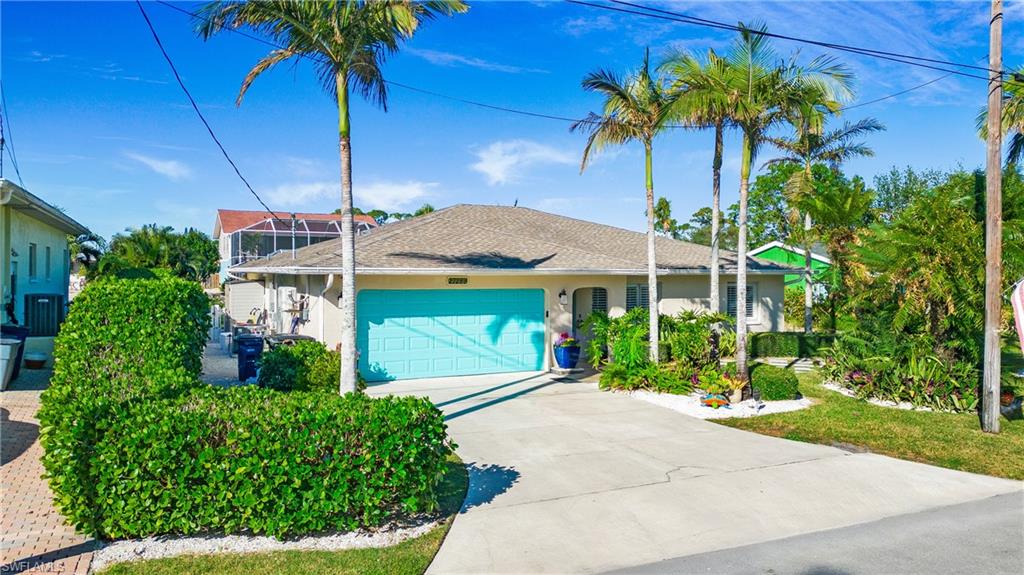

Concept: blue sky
[[2, 1, 1022, 240]]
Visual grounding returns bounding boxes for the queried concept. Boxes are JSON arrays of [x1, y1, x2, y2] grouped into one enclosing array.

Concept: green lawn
[[99, 456, 468, 575], [718, 370, 1024, 481]]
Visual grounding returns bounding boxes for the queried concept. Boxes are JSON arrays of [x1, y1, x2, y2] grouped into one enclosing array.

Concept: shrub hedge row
[[90, 388, 450, 539], [749, 332, 835, 358], [40, 277, 453, 540]]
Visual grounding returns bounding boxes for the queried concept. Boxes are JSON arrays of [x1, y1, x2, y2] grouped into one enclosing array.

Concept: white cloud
[[124, 152, 191, 181], [563, 15, 617, 37], [471, 139, 576, 186], [408, 49, 547, 74], [264, 180, 439, 212], [355, 181, 439, 211], [265, 181, 336, 207]]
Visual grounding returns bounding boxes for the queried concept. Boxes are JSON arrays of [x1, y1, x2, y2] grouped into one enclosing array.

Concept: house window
[[626, 283, 659, 311], [28, 243, 38, 280], [726, 282, 758, 321], [45, 246, 52, 280], [591, 288, 608, 312]]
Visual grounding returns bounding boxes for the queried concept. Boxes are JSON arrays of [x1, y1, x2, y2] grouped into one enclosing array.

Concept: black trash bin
[[236, 334, 265, 382], [1, 325, 30, 382]]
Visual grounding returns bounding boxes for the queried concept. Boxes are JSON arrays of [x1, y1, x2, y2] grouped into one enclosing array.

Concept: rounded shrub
[[258, 340, 365, 392], [749, 362, 800, 400]]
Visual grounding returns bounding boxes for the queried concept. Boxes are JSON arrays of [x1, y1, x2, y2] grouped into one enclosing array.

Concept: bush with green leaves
[[84, 387, 451, 539], [38, 277, 211, 536], [258, 340, 365, 392], [749, 332, 836, 358], [598, 362, 693, 395], [748, 363, 800, 400]]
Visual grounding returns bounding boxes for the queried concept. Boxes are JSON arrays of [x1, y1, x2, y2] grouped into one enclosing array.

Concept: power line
[[567, 0, 997, 82], [604, 0, 1006, 77], [0, 82, 24, 187], [153, 0, 950, 128], [134, 0, 287, 225]]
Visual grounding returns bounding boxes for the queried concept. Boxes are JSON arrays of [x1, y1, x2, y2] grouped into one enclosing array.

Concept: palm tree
[[724, 24, 852, 380], [68, 232, 106, 271], [766, 117, 884, 332], [977, 68, 1024, 164], [573, 49, 678, 363], [661, 48, 733, 315], [197, 0, 467, 393]]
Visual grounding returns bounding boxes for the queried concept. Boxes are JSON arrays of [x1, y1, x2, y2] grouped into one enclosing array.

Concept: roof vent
[[447, 277, 469, 285]]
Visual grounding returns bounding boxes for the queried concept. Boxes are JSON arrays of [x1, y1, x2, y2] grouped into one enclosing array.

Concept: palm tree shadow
[[1, 408, 39, 466], [387, 251, 555, 269], [461, 462, 520, 512]]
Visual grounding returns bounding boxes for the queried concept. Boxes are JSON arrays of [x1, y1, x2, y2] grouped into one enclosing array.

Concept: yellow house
[[232, 204, 793, 381]]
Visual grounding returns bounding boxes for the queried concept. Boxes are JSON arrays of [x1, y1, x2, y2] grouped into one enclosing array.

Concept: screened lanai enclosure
[[227, 216, 375, 268]]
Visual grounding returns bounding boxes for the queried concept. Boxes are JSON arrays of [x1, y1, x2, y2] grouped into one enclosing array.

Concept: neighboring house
[[748, 240, 831, 290], [1, 179, 89, 353], [211, 209, 377, 286], [233, 204, 795, 382]]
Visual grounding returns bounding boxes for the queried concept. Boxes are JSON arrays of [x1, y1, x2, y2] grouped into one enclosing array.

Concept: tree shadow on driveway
[[462, 462, 521, 512], [1, 408, 39, 466]]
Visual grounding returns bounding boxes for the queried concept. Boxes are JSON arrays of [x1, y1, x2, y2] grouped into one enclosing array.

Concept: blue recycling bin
[[236, 334, 265, 382]]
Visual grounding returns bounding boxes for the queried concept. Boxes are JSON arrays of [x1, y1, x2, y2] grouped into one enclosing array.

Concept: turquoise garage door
[[357, 289, 545, 381]]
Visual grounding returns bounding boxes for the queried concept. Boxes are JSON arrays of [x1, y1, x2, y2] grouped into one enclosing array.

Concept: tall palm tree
[[977, 67, 1024, 165], [661, 48, 733, 315], [766, 117, 884, 332], [724, 24, 852, 380], [573, 49, 678, 362], [197, 0, 467, 393]]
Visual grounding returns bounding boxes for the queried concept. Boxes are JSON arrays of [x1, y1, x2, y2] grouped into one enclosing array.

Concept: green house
[[749, 241, 831, 290]]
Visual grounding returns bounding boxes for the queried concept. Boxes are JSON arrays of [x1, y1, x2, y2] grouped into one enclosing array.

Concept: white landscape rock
[[90, 520, 440, 572], [821, 381, 935, 412], [615, 388, 812, 419]]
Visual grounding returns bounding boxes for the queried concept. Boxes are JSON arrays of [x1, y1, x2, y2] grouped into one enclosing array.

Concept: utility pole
[[982, 0, 1003, 433]]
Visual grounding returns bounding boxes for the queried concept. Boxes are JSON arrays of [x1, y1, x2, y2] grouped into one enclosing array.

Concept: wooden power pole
[[982, 0, 1003, 433]]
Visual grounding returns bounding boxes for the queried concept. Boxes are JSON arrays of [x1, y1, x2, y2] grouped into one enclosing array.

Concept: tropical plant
[[573, 49, 679, 363], [976, 67, 1024, 165], [721, 23, 853, 380], [767, 117, 883, 332], [197, 0, 468, 393], [67, 232, 106, 271], [97, 224, 218, 282], [662, 47, 733, 315]]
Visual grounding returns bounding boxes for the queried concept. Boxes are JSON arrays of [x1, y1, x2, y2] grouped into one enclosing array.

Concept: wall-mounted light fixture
[[558, 289, 568, 305]]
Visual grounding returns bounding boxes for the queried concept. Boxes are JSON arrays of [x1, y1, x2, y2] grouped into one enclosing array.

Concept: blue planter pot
[[553, 345, 581, 369]]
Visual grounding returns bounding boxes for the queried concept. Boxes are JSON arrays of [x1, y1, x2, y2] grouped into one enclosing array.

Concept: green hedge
[[258, 340, 365, 393], [749, 332, 835, 358], [39, 277, 210, 536], [88, 388, 451, 539], [749, 363, 800, 400]]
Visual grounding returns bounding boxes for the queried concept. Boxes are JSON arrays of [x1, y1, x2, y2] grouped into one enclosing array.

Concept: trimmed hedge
[[39, 277, 210, 536], [749, 363, 800, 400], [749, 332, 835, 358], [89, 388, 451, 539], [258, 340, 366, 393]]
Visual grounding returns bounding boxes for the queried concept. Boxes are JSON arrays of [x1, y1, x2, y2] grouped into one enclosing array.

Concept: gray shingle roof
[[234, 204, 794, 275]]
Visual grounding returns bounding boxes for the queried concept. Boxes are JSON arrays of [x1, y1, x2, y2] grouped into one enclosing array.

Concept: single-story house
[[1, 179, 89, 356], [232, 204, 795, 381], [748, 240, 831, 290]]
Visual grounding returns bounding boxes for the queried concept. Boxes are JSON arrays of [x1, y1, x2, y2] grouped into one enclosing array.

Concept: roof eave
[[1, 179, 89, 236], [230, 265, 795, 276]]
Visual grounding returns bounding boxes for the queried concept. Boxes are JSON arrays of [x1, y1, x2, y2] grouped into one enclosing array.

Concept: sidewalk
[[1, 369, 94, 574]]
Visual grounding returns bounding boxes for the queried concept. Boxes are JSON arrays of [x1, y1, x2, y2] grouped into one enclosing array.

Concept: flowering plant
[[554, 332, 578, 348]]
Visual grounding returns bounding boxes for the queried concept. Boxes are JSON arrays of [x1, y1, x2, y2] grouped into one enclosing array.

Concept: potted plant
[[553, 332, 581, 369], [726, 374, 747, 404]]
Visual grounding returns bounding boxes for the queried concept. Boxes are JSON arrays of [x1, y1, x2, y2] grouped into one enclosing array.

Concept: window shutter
[[727, 284, 756, 319], [626, 284, 651, 311], [592, 288, 608, 312]]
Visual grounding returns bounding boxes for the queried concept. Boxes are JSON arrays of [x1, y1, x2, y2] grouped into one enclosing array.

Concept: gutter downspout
[[319, 273, 336, 343]]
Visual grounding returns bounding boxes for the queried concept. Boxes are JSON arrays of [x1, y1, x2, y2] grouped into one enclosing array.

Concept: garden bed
[[613, 388, 812, 419], [821, 381, 936, 412]]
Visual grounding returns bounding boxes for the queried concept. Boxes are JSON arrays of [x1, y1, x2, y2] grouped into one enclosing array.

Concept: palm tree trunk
[[645, 141, 659, 363], [803, 212, 813, 333], [710, 119, 723, 314], [336, 72, 358, 394], [735, 134, 751, 381]]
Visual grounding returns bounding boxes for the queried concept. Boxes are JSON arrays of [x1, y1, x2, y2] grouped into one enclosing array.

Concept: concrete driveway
[[369, 372, 1023, 574]]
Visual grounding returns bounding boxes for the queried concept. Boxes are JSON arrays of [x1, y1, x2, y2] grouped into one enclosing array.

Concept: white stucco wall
[[260, 271, 787, 370], [1, 206, 71, 327]]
